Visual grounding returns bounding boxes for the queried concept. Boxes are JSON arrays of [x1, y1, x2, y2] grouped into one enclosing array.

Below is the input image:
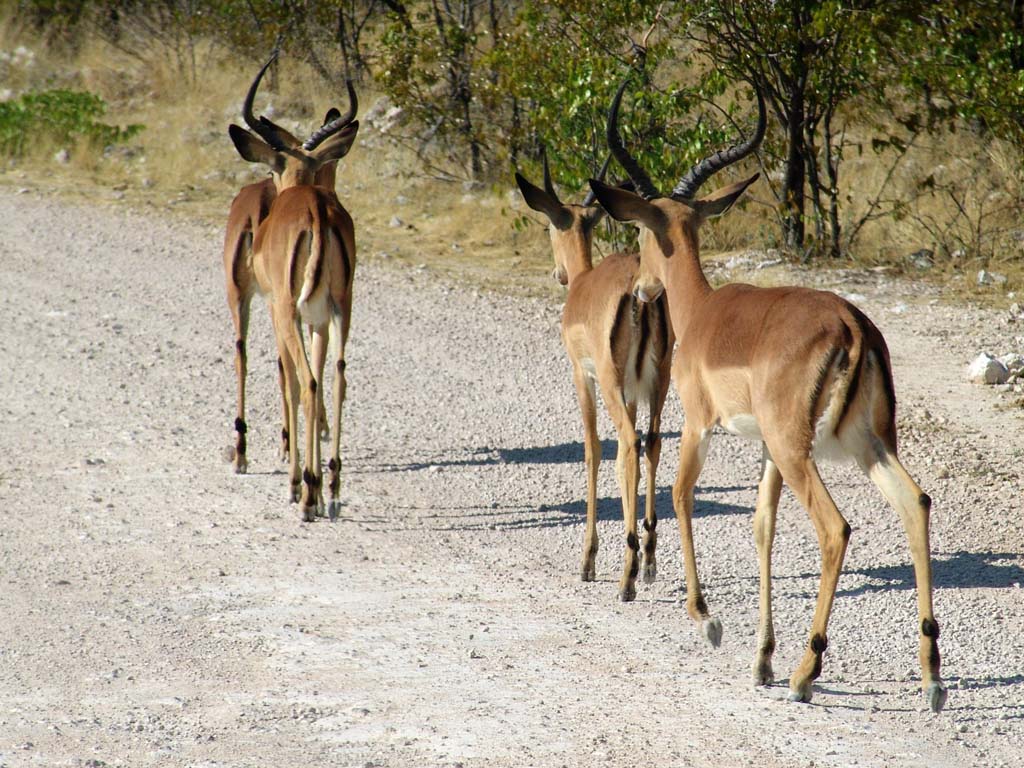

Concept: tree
[[678, 0, 912, 257], [378, 0, 515, 180]]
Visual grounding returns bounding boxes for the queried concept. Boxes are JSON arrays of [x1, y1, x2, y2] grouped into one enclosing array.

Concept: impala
[[516, 153, 673, 601], [224, 56, 357, 474], [589, 80, 947, 712], [228, 53, 359, 521]]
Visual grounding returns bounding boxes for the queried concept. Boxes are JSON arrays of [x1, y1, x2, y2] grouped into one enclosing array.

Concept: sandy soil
[[1, 188, 1022, 768]]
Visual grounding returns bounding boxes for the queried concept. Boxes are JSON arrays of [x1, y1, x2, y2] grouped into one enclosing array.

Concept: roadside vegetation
[[1, 0, 1021, 296]]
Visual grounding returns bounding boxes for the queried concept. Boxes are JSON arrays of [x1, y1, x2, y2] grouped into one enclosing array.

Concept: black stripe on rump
[[635, 298, 651, 381], [807, 346, 844, 427], [608, 293, 632, 355]]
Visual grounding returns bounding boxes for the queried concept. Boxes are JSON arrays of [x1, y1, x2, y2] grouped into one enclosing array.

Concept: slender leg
[[272, 313, 302, 505], [673, 423, 721, 646], [268, 303, 291, 462], [598, 373, 641, 602], [309, 322, 330, 441], [310, 325, 329, 516], [229, 295, 251, 473], [642, 370, 670, 584], [767, 447, 850, 704], [284, 313, 319, 524], [752, 444, 783, 685], [277, 354, 290, 462], [572, 368, 601, 582], [326, 302, 350, 520], [859, 447, 947, 712]]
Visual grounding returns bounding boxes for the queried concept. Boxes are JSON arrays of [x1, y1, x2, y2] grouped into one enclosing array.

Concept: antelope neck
[[557, 230, 594, 284], [659, 232, 712, 337]]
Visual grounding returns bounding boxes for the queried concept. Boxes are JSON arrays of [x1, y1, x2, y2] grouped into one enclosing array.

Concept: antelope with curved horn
[[225, 52, 358, 473], [228, 52, 359, 521], [589, 80, 946, 712], [515, 152, 673, 601]]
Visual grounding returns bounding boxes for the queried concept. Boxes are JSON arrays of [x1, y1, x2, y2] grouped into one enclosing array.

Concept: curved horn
[[606, 78, 661, 200], [671, 85, 766, 201], [304, 79, 359, 151], [242, 50, 288, 151], [581, 154, 612, 206], [540, 146, 561, 202]]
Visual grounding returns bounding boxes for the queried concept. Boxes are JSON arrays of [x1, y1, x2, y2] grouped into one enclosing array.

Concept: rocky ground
[[0, 188, 1022, 767]]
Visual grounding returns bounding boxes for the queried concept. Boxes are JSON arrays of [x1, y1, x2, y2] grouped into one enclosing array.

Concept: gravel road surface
[[1, 189, 1022, 767]]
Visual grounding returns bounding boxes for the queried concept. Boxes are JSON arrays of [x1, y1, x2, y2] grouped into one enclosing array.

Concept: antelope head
[[515, 151, 611, 285], [588, 79, 765, 302], [228, 51, 359, 192]]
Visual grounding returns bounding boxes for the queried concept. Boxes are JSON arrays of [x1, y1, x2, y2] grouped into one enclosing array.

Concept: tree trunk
[[780, 5, 809, 252], [781, 93, 806, 251], [804, 121, 825, 253], [822, 110, 842, 258]]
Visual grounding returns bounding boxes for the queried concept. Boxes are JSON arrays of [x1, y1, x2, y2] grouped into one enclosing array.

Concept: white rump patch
[[722, 414, 763, 440], [812, 400, 851, 463]]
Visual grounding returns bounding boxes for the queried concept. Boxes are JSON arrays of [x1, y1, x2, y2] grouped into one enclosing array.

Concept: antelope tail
[[834, 315, 867, 433], [297, 221, 324, 311]]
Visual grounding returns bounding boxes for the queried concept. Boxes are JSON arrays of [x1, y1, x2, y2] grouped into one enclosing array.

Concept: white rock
[[967, 353, 1010, 384], [907, 248, 934, 269], [977, 269, 1008, 286], [724, 255, 753, 269], [54, 148, 69, 164], [389, 216, 403, 228], [998, 353, 1024, 374]]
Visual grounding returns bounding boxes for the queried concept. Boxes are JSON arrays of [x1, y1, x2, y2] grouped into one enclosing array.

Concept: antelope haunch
[[589, 81, 946, 712], [516, 155, 673, 601], [224, 98, 353, 473], [228, 53, 359, 521]]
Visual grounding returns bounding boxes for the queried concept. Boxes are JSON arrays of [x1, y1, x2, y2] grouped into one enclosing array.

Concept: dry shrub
[[0, 13, 1019, 300]]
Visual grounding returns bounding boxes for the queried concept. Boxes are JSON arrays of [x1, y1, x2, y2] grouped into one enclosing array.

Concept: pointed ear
[[515, 172, 572, 230], [229, 124, 285, 173], [691, 172, 760, 219], [258, 116, 302, 149], [309, 121, 359, 164], [582, 206, 607, 232], [587, 178, 667, 233]]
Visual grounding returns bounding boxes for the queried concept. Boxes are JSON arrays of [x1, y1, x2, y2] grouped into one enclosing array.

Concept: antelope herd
[[223, 55, 946, 713], [225, 51, 358, 521]]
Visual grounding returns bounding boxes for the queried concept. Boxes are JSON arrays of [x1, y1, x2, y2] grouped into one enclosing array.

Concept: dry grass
[[1, 18, 1021, 305]]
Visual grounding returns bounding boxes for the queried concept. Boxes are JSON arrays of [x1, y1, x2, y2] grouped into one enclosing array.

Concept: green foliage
[[6, 0, 1023, 262], [12, 0, 91, 44], [0, 88, 143, 157], [891, 1, 1024, 146]]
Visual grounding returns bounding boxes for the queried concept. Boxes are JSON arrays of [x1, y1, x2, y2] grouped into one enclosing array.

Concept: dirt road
[[1, 189, 1022, 767]]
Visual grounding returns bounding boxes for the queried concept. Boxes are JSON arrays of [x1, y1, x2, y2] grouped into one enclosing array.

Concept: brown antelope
[[227, 54, 359, 521], [224, 55, 357, 474], [588, 80, 947, 712], [515, 153, 673, 601]]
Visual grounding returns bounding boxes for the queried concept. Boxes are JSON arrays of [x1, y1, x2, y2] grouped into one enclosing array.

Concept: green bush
[[0, 88, 144, 157]]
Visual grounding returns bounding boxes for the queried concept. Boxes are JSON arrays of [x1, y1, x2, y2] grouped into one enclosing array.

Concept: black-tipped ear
[[229, 123, 284, 172], [323, 107, 342, 125], [691, 172, 760, 219], [587, 178, 667, 232], [515, 172, 572, 230]]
